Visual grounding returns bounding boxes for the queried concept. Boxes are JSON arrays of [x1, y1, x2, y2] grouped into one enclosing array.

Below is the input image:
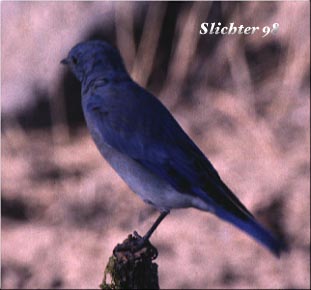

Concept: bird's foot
[[113, 231, 158, 260]]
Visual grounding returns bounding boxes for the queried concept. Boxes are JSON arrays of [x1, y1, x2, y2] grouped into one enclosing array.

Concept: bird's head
[[61, 40, 127, 82]]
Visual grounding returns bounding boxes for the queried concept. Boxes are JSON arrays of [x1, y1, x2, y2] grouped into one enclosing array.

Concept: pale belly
[[87, 125, 209, 212]]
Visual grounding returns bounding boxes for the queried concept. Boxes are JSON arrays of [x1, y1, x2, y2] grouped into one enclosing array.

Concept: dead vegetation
[[1, 1, 310, 289]]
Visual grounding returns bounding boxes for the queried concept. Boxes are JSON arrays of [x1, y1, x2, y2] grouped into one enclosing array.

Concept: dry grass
[[1, 1, 310, 289]]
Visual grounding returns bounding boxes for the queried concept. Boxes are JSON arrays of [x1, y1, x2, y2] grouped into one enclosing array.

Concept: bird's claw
[[113, 231, 158, 260], [133, 231, 142, 239]]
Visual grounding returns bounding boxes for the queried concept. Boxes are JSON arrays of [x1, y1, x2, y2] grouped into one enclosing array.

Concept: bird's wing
[[87, 88, 286, 256], [87, 87, 254, 221]]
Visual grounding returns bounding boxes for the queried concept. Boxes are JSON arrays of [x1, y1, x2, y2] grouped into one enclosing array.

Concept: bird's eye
[[72, 56, 78, 65]]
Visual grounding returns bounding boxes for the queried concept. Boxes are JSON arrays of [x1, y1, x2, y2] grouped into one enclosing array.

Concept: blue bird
[[61, 40, 286, 257]]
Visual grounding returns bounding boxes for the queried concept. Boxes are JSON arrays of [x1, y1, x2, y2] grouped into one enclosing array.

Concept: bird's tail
[[212, 205, 287, 257]]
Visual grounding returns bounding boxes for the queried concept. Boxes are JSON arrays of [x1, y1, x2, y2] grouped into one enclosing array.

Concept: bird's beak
[[60, 58, 69, 65]]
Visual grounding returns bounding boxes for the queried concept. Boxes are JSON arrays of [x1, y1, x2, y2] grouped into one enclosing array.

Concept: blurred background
[[1, 1, 310, 289]]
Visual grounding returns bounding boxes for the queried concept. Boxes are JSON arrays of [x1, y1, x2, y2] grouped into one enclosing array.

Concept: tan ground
[[1, 1, 310, 289], [2, 92, 310, 288]]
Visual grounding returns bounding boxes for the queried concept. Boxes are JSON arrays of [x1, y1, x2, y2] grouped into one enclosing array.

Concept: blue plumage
[[62, 40, 286, 257]]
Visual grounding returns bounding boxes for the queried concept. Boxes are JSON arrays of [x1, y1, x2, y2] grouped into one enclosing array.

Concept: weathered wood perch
[[100, 232, 160, 289]]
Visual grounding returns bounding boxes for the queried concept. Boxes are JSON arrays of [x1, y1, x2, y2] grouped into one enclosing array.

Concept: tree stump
[[100, 233, 160, 289]]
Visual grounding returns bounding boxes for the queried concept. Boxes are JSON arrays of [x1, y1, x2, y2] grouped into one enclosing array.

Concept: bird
[[61, 40, 286, 257]]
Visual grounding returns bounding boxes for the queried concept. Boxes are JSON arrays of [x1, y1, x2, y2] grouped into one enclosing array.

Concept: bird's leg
[[141, 210, 170, 242], [114, 210, 170, 256], [132, 210, 170, 248]]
